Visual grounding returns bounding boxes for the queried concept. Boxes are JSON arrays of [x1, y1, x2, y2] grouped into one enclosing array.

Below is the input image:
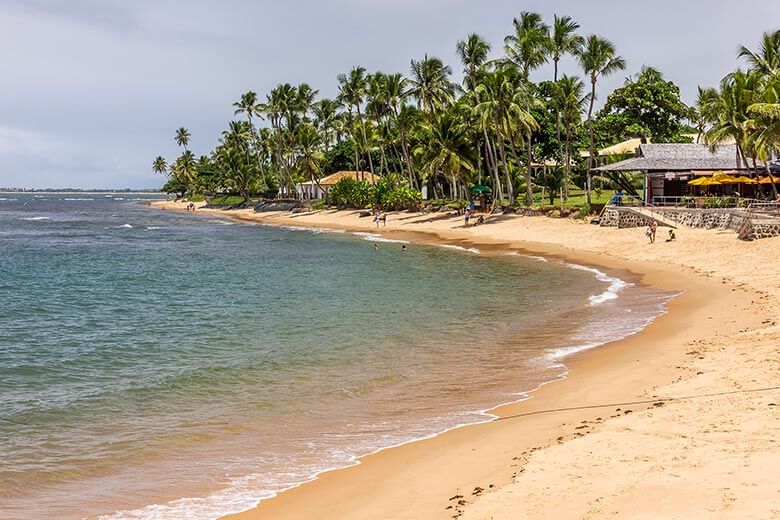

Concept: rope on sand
[[495, 385, 780, 422]]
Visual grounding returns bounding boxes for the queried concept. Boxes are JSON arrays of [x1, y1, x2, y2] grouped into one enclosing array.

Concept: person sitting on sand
[[477, 215, 485, 225], [666, 229, 676, 242]]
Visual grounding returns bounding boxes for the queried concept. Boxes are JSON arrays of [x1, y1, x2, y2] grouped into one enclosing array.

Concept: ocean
[[0, 194, 673, 519]]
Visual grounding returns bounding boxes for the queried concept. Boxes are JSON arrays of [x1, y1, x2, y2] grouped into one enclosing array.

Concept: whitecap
[[20, 216, 51, 221], [0, 197, 18, 201], [438, 244, 481, 254], [146, 226, 163, 230], [565, 263, 629, 306], [63, 198, 94, 201], [353, 232, 409, 244], [117, 224, 133, 229]]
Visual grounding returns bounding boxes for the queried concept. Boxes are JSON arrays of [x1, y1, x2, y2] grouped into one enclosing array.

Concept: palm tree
[[578, 35, 626, 204], [503, 12, 550, 79], [476, 68, 538, 203], [312, 98, 340, 149], [549, 15, 583, 82], [337, 66, 374, 178], [693, 86, 719, 143], [457, 33, 493, 185], [738, 30, 780, 77], [703, 70, 764, 170], [294, 122, 327, 199], [414, 107, 475, 200], [175, 127, 191, 151], [152, 156, 168, 177], [233, 91, 266, 179], [550, 75, 589, 202], [408, 55, 455, 114]]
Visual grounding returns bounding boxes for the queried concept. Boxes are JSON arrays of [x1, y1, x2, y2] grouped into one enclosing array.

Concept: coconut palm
[[738, 30, 780, 77], [414, 107, 475, 200], [408, 55, 455, 114], [175, 127, 191, 151], [312, 98, 340, 149], [337, 66, 375, 177], [550, 75, 589, 200], [152, 156, 168, 177], [233, 91, 266, 176], [578, 35, 626, 204], [503, 12, 550, 79], [457, 33, 493, 185], [549, 15, 583, 82], [703, 70, 764, 169]]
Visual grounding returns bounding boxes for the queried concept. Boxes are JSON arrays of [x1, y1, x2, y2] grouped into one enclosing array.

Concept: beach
[[150, 201, 779, 520]]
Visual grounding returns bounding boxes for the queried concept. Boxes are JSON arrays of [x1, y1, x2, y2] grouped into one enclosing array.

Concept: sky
[[1, 0, 779, 189]]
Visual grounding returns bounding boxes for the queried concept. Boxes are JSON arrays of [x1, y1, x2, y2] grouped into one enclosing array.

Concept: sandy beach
[[154, 201, 780, 519]]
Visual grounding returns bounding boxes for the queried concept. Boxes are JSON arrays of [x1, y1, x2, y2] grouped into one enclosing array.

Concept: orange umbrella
[[759, 176, 780, 184]]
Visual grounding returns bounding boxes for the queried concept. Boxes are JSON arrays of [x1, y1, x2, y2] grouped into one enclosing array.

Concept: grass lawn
[[541, 189, 615, 208]]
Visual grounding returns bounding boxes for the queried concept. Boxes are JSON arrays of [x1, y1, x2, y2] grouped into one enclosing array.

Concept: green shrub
[[328, 176, 422, 210], [209, 195, 246, 207], [575, 203, 591, 219]]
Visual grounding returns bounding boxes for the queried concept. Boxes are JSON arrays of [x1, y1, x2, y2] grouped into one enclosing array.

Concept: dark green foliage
[[209, 195, 247, 207], [161, 177, 189, 197], [322, 141, 356, 174], [328, 176, 422, 209], [594, 67, 693, 145], [328, 178, 375, 208]]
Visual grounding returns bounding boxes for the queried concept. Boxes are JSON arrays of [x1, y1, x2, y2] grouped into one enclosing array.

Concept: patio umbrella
[[688, 177, 719, 185], [470, 184, 492, 193], [759, 176, 780, 184], [731, 175, 757, 184]]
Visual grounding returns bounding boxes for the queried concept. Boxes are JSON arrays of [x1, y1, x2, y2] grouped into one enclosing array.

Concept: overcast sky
[[1, 0, 779, 189]]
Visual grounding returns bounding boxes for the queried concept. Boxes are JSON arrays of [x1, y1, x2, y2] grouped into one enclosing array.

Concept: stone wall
[[653, 208, 744, 232], [599, 208, 656, 229], [738, 218, 780, 241], [600, 206, 780, 240]]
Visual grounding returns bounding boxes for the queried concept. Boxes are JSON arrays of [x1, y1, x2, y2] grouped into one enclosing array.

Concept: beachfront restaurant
[[590, 143, 779, 206]]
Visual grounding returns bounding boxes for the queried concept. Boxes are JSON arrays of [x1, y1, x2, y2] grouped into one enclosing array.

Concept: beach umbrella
[[731, 175, 757, 184], [470, 184, 492, 193], [759, 176, 780, 184]]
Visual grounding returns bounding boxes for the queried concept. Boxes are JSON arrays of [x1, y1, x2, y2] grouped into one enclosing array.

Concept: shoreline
[[152, 201, 778, 519]]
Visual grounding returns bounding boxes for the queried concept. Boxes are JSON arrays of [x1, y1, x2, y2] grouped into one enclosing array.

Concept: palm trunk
[[565, 124, 573, 205], [586, 78, 597, 205], [765, 161, 779, 198], [356, 105, 375, 180], [496, 134, 513, 204], [484, 131, 503, 202], [525, 135, 534, 206]]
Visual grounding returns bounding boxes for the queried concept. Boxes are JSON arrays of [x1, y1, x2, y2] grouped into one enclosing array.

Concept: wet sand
[[153, 201, 780, 519]]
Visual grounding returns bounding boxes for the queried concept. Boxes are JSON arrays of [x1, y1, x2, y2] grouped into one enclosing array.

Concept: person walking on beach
[[650, 219, 658, 243], [464, 208, 471, 227]]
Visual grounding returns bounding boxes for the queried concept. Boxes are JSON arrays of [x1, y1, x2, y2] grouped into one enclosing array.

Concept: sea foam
[[565, 263, 629, 305], [352, 232, 409, 244]]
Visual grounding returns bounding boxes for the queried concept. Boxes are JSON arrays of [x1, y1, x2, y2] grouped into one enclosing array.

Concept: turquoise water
[[0, 195, 672, 519]]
